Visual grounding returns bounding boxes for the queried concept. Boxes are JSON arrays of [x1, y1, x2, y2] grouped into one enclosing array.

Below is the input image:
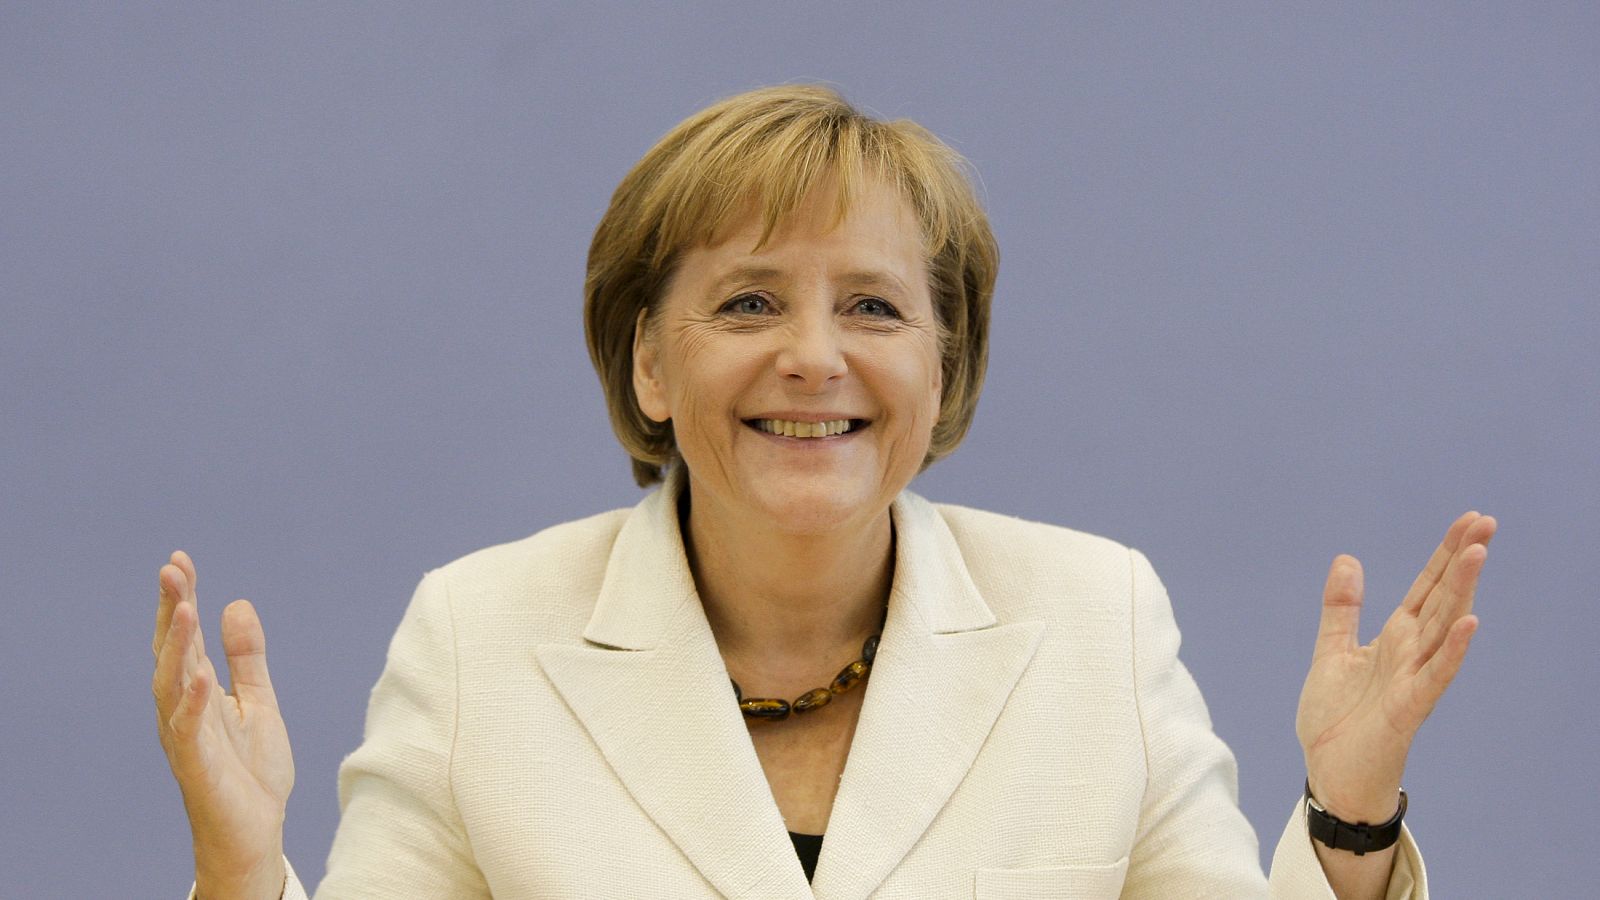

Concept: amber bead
[[831, 660, 870, 693], [740, 698, 791, 721], [861, 635, 880, 664], [792, 688, 834, 713]]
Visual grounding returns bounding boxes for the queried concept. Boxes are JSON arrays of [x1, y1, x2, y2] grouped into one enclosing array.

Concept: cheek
[[660, 329, 764, 423], [911, 337, 945, 422], [865, 338, 943, 433], [657, 327, 720, 407]]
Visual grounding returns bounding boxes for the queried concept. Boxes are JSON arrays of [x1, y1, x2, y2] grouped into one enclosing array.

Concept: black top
[[788, 831, 824, 882]]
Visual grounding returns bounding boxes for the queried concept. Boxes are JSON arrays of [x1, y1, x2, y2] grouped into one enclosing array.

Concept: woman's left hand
[[1295, 511, 1496, 821]]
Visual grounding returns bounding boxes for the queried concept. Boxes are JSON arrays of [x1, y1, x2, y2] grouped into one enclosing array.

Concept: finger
[[154, 562, 181, 658], [1314, 554, 1364, 657], [1407, 615, 1479, 719], [171, 549, 198, 593], [171, 592, 212, 702], [1462, 514, 1498, 550], [153, 598, 196, 715], [155, 601, 216, 732], [172, 550, 205, 647], [1401, 512, 1478, 614], [1421, 538, 1489, 629], [1418, 542, 1488, 661], [168, 649, 214, 748], [221, 599, 278, 707], [154, 551, 199, 657]]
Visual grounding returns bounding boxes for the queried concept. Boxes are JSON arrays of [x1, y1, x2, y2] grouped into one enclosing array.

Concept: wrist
[[1305, 778, 1407, 857], [194, 842, 285, 900], [1305, 772, 1403, 823]]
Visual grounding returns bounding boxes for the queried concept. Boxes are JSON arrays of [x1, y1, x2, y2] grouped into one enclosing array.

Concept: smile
[[745, 418, 865, 438]]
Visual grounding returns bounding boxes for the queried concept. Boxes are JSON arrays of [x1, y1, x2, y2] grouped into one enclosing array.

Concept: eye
[[722, 293, 770, 315], [851, 297, 899, 318]]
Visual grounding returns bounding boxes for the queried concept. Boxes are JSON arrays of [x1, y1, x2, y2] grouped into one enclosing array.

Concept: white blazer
[[264, 471, 1425, 898]]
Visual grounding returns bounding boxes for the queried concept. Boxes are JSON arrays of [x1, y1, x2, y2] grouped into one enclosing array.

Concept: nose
[[775, 310, 847, 388]]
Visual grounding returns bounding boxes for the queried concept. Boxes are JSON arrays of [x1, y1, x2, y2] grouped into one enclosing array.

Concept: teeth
[[755, 418, 854, 438]]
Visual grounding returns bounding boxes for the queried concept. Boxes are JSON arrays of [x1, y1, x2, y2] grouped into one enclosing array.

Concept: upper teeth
[[755, 418, 854, 438]]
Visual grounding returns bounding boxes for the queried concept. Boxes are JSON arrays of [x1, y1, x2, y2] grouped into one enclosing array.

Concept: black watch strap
[[1303, 779, 1407, 856]]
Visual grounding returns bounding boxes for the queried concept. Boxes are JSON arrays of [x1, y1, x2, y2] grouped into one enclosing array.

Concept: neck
[[680, 473, 893, 689]]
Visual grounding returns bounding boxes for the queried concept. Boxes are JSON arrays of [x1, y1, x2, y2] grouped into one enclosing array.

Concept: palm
[[1294, 512, 1495, 818], [153, 551, 294, 883], [185, 656, 294, 856]]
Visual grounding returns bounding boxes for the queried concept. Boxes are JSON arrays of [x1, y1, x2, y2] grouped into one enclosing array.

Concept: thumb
[[220, 599, 278, 706], [1315, 554, 1364, 657]]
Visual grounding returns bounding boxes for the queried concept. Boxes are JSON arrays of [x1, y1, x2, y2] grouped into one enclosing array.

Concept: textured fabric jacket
[[262, 473, 1425, 899]]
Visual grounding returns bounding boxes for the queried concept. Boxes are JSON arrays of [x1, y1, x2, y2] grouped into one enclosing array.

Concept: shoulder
[[928, 501, 1142, 621], [411, 506, 633, 631], [932, 501, 1135, 579], [932, 502, 1131, 562], [431, 506, 631, 582]]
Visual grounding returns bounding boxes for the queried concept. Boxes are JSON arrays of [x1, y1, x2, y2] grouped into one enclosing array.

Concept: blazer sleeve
[[308, 569, 491, 899], [1121, 548, 1429, 899]]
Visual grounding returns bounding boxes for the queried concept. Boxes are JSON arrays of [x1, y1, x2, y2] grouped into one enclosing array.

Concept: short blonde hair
[[584, 84, 999, 486]]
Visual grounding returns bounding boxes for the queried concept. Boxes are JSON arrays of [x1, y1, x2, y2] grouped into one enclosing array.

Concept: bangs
[[639, 92, 969, 267]]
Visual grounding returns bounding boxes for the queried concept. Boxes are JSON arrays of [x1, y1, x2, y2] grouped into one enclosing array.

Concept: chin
[[750, 478, 886, 536]]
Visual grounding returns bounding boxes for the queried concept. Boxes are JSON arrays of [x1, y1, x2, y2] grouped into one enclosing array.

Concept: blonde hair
[[584, 84, 999, 486]]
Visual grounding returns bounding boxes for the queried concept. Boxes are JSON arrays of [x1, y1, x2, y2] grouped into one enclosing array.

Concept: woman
[[152, 85, 1495, 898]]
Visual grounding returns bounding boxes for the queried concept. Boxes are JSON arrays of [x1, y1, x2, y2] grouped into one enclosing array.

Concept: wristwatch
[[1304, 779, 1407, 856]]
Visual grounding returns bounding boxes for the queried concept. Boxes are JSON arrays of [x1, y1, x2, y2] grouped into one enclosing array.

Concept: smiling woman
[[583, 85, 995, 490], [633, 177, 943, 543], [151, 85, 1494, 899]]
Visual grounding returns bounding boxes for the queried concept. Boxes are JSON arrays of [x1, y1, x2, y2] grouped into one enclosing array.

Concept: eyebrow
[[710, 265, 911, 295]]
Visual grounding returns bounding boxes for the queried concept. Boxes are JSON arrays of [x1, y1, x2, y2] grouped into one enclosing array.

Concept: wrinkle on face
[[634, 176, 944, 538]]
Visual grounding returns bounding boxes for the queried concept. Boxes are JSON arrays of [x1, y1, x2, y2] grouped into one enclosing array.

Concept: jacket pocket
[[974, 856, 1130, 899]]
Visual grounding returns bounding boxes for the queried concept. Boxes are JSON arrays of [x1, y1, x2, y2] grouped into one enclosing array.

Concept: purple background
[[3, 2, 1595, 896]]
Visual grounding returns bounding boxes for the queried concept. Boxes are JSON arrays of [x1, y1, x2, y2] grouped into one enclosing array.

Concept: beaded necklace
[[731, 633, 881, 722]]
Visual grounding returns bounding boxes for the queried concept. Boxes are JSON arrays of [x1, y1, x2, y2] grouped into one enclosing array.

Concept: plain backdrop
[[3, 2, 1595, 896]]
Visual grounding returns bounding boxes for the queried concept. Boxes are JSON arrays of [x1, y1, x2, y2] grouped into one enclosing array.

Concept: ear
[[632, 307, 671, 423]]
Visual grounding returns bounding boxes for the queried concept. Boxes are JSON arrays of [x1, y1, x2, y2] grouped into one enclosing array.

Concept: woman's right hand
[[152, 551, 294, 900]]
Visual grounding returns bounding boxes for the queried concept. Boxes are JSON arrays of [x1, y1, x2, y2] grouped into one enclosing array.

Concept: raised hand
[[1295, 511, 1496, 822], [152, 551, 293, 900]]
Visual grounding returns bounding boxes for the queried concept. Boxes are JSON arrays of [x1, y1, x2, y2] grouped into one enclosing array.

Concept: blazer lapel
[[535, 473, 813, 900], [537, 475, 1040, 900], [810, 491, 1044, 900]]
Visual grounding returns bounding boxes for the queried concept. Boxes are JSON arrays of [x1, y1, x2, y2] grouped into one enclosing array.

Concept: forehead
[[684, 180, 929, 288]]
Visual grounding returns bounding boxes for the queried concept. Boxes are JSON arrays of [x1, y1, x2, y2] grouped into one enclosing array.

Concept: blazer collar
[[579, 465, 702, 651], [536, 468, 1042, 899], [580, 466, 1002, 649]]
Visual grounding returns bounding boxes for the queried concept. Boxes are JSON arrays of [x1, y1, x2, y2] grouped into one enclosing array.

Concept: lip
[[742, 411, 868, 423], [741, 414, 871, 440]]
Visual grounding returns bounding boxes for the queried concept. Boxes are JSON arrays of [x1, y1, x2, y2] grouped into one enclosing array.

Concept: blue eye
[[725, 293, 769, 315], [853, 297, 898, 318]]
